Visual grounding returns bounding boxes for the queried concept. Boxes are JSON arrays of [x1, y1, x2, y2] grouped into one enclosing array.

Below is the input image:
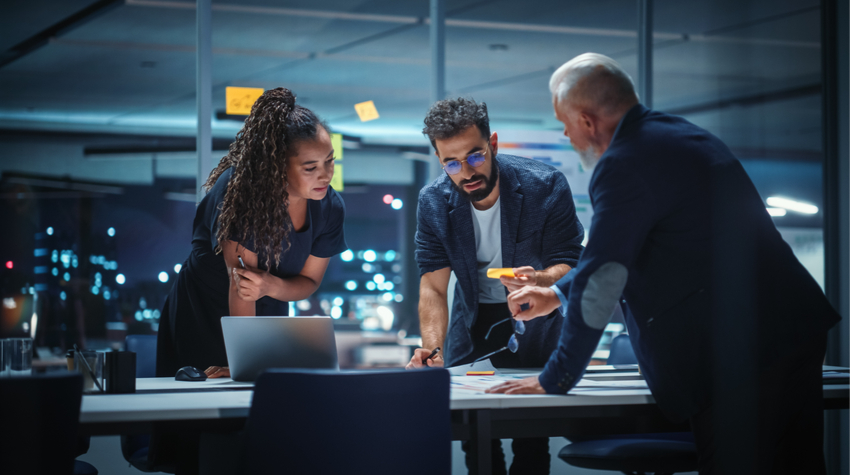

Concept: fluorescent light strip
[[766, 207, 786, 217], [124, 0, 819, 48], [766, 197, 818, 215]]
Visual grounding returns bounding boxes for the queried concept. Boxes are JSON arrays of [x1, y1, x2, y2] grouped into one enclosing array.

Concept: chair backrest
[[242, 368, 451, 475], [0, 373, 84, 475], [125, 334, 157, 377], [608, 334, 638, 365]]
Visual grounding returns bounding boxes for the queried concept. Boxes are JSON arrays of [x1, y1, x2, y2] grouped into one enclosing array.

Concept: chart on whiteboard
[[499, 130, 593, 243]]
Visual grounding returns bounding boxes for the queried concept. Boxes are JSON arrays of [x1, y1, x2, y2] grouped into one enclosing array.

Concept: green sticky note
[[331, 133, 343, 161], [331, 163, 343, 191]]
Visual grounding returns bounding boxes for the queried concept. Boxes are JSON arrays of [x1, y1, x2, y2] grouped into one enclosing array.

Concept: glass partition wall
[[653, 0, 824, 285], [0, 0, 828, 353]]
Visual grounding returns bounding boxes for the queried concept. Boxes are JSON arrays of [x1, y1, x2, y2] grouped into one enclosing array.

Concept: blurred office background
[[0, 0, 847, 473]]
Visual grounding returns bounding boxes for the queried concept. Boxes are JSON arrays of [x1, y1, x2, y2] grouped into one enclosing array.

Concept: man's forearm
[[538, 314, 604, 394], [536, 263, 572, 287], [418, 291, 448, 350]]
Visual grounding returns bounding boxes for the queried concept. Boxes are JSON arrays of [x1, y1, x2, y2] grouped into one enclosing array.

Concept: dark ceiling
[[0, 0, 823, 150]]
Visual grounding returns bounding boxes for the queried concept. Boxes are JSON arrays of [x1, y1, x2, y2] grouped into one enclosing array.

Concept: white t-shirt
[[471, 198, 507, 303]]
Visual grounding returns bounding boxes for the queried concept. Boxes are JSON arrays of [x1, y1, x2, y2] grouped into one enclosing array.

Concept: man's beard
[[577, 145, 601, 171], [451, 154, 499, 203]]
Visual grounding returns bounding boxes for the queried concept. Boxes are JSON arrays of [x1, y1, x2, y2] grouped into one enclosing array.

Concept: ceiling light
[[765, 197, 818, 215], [766, 208, 786, 217]]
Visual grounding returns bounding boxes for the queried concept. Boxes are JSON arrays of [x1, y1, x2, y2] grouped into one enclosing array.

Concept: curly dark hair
[[422, 97, 491, 149], [204, 87, 328, 270]]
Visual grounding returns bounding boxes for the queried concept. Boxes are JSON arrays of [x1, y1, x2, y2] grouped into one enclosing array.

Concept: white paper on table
[[446, 358, 500, 376], [574, 378, 649, 390]]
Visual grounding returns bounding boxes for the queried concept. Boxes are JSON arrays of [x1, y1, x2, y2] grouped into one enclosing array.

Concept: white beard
[[577, 145, 600, 171]]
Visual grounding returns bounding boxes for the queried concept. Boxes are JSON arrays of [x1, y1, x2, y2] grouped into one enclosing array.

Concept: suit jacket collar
[[611, 103, 650, 145], [592, 104, 649, 181], [445, 174, 477, 295], [497, 156, 522, 270]]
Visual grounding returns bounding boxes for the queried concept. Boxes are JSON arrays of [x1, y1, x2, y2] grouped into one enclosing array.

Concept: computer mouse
[[175, 366, 208, 381]]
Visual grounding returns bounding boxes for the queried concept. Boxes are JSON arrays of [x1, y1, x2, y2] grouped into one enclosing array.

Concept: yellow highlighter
[[486, 268, 515, 279]]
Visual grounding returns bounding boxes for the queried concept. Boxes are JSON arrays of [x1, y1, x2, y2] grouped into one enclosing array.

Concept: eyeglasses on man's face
[[472, 317, 526, 365], [442, 149, 487, 176]]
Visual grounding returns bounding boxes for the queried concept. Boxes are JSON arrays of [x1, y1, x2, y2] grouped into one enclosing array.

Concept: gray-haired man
[[489, 53, 840, 475]]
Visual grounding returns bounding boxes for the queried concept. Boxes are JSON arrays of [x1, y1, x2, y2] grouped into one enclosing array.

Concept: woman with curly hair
[[155, 88, 346, 379]]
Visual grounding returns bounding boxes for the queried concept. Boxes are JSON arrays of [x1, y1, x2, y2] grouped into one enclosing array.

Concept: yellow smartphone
[[486, 268, 515, 279]]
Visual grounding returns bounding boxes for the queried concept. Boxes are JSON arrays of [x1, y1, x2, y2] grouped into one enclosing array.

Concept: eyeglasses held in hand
[[472, 317, 526, 365], [442, 150, 487, 176]]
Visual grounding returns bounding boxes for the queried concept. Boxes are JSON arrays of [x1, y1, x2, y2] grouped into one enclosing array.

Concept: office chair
[[557, 334, 698, 475], [608, 332, 638, 365], [239, 368, 451, 475], [0, 373, 97, 475], [121, 335, 174, 473]]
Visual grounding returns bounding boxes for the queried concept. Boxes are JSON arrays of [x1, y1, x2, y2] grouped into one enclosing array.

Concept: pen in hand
[[422, 347, 441, 366]]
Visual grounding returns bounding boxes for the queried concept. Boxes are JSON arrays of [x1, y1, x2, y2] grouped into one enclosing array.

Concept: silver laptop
[[221, 316, 338, 382]]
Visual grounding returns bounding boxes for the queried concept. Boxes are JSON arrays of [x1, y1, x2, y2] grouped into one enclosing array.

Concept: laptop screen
[[221, 316, 338, 382]]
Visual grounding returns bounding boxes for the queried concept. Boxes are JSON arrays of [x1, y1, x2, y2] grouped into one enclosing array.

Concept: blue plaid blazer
[[415, 153, 585, 365]]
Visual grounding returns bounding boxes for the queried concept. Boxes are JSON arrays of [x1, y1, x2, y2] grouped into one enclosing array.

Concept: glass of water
[[7, 338, 33, 377], [0, 339, 8, 376]]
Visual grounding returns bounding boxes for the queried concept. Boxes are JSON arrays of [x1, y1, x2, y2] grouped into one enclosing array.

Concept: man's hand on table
[[507, 286, 562, 321], [405, 348, 444, 370], [205, 366, 230, 378], [485, 376, 546, 395]]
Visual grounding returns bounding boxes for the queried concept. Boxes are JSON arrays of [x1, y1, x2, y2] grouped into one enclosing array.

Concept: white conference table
[[81, 371, 656, 422], [79, 369, 850, 475]]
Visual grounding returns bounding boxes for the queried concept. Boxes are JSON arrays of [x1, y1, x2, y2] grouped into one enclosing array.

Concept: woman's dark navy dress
[[155, 168, 347, 376]]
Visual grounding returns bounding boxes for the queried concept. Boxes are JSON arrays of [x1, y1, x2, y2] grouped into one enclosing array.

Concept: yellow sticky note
[[331, 133, 343, 161], [226, 87, 264, 115], [330, 163, 343, 191], [486, 268, 515, 279], [354, 100, 379, 122]]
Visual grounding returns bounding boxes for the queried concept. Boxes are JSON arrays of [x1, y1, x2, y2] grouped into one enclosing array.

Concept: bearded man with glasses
[[406, 97, 584, 474]]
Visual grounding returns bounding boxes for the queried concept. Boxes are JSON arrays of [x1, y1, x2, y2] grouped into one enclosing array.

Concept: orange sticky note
[[467, 371, 496, 376], [486, 268, 515, 279], [354, 100, 380, 122], [226, 87, 264, 115]]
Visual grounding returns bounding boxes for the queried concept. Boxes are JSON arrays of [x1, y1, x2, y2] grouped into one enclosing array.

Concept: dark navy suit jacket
[[541, 105, 840, 422], [416, 154, 584, 366]]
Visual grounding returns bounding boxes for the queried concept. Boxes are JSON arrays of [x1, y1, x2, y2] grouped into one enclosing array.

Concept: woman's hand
[[233, 267, 277, 301], [205, 366, 230, 378]]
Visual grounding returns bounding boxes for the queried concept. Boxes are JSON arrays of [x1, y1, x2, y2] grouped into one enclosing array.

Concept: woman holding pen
[[155, 87, 347, 379]]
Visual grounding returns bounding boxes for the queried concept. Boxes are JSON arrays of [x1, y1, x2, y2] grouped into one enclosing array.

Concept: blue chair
[[608, 332, 638, 365], [121, 335, 174, 473], [240, 368, 451, 475], [558, 334, 698, 475], [0, 373, 97, 475]]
